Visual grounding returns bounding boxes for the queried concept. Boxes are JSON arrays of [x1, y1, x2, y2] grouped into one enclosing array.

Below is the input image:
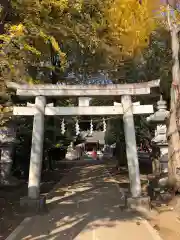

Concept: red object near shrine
[[92, 150, 97, 160]]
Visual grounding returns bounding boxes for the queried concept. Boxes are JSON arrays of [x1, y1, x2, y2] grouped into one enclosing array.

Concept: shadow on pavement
[[16, 163, 149, 240]]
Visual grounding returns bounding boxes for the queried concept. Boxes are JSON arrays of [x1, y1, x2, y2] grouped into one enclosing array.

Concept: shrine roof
[[81, 131, 105, 144]]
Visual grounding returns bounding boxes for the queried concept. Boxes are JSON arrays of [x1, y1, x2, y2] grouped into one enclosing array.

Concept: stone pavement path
[[9, 163, 163, 240]]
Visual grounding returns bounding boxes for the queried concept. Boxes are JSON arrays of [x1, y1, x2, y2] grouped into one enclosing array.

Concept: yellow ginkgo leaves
[[104, 0, 158, 56], [9, 24, 25, 37]]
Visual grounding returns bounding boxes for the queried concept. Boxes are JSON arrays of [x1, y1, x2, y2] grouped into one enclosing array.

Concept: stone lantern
[[147, 96, 169, 173]]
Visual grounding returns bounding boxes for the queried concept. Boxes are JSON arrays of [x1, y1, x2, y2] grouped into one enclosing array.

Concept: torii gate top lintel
[[6, 79, 160, 97]]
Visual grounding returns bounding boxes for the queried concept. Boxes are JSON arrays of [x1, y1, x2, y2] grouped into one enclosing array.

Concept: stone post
[[0, 143, 13, 182], [78, 97, 91, 107], [0, 123, 17, 186], [121, 95, 141, 198], [28, 96, 46, 199]]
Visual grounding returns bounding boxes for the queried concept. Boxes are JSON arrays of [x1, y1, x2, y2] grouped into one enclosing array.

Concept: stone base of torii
[[6, 80, 160, 212]]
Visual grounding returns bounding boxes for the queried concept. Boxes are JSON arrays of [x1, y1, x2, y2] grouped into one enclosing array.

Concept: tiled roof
[[81, 131, 105, 144]]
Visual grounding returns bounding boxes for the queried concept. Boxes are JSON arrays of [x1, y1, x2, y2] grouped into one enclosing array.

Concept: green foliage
[[0, 0, 166, 90], [105, 118, 125, 145]]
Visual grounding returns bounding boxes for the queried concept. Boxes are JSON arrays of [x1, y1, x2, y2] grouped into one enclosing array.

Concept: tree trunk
[[167, 106, 180, 189], [167, 4, 180, 191]]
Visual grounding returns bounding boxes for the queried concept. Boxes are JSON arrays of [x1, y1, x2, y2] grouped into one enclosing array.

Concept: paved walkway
[[8, 163, 163, 240]]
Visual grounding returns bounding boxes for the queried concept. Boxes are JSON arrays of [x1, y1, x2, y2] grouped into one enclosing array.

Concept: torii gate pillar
[[121, 95, 141, 198], [28, 96, 46, 199], [20, 96, 47, 211]]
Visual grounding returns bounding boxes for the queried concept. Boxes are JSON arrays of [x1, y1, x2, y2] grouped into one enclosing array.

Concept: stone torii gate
[[7, 80, 160, 210]]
